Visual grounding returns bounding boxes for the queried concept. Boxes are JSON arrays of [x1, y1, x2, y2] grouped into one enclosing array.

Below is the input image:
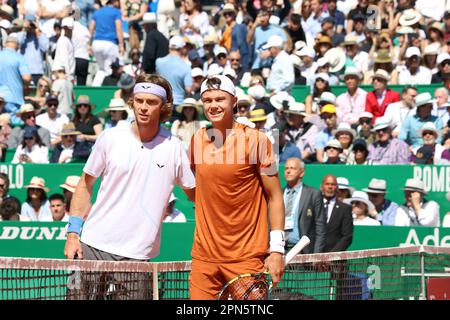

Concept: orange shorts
[[189, 257, 265, 300]]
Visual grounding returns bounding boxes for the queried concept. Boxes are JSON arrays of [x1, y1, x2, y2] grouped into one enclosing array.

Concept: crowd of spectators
[[0, 0, 450, 225]]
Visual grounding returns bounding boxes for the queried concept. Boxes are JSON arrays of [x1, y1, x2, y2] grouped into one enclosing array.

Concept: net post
[[419, 245, 426, 300], [152, 263, 159, 300]]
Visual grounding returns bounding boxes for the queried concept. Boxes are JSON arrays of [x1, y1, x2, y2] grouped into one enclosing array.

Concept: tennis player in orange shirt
[[188, 75, 285, 300]]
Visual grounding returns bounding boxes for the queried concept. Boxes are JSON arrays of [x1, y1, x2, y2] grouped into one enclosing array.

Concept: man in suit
[[283, 157, 326, 253], [320, 174, 353, 252], [320, 174, 354, 300]]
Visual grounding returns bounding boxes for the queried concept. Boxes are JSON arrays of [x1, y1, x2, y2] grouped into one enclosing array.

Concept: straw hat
[[25, 177, 49, 192], [419, 122, 439, 137], [403, 178, 426, 194], [343, 191, 375, 211], [284, 102, 308, 116], [372, 69, 390, 82], [324, 48, 346, 73], [333, 123, 356, 140], [399, 9, 422, 26], [248, 109, 268, 122], [16, 103, 38, 117], [269, 92, 295, 110], [60, 176, 81, 193], [324, 139, 343, 151], [342, 66, 363, 80], [372, 116, 391, 132], [104, 98, 128, 113], [74, 95, 94, 109], [374, 49, 392, 64], [337, 177, 355, 194], [363, 178, 388, 194], [415, 92, 433, 108], [60, 123, 82, 136], [176, 97, 202, 114]]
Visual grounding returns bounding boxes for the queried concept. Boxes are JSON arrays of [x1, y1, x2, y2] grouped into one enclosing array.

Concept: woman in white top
[[179, 0, 209, 47], [171, 97, 208, 149], [344, 191, 381, 226], [20, 177, 52, 222], [12, 127, 49, 164]]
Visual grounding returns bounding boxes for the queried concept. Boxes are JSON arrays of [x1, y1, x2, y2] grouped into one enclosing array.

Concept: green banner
[[0, 222, 449, 261]]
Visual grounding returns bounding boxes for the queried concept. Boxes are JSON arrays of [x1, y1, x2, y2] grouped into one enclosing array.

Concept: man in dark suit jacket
[[283, 158, 326, 254], [141, 13, 169, 74], [320, 175, 353, 252]]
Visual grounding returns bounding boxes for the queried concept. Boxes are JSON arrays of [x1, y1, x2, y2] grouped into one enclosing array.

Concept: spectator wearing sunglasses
[[7, 103, 51, 149], [367, 117, 409, 164], [36, 95, 70, 147], [71, 95, 103, 145], [432, 53, 450, 83], [11, 126, 49, 164], [24, 76, 52, 109]]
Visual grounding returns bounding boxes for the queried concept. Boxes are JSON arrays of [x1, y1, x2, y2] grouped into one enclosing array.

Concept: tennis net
[[0, 246, 449, 300]]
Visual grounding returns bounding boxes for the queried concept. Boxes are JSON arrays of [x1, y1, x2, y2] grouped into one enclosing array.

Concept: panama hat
[[415, 92, 433, 108], [284, 102, 307, 116], [419, 121, 439, 137], [269, 92, 295, 110], [343, 191, 375, 211], [423, 43, 440, 56], [324, 139, 343, 151], [248, 109, 268, 122], [333, 123, 356, 140], [25, 177, 49, 192], [60, 176, 81, 193], [319, 91, 336, 105], [16, 103, 37, 117], [104, 98, 128, 113], [372, 116, 391, 132], [176, 97, 202, 114], [359, 111, 374, 120], [363, 178, 388, 194], [59, 123, 82, 136], [324, 47, 346, 73], [75, 95, 94, 108], [399, 9, 422, 26], [337, 177, 355, 194], [437, 52, 450, 65], [372, 69, 390, 82], [222, 3, 236, 14], [342, 66, 363, 80], [343, 34, 358, 46], [237, 93, 252, 107], [403, 178, 426, 194]]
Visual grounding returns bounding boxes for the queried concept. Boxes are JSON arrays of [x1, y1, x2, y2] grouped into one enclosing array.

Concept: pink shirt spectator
[[336, 88, 368, 125]]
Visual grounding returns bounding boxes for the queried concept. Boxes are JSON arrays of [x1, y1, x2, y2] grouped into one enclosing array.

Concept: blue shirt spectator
[[17, 26, 49, 78], [0, 37, 31, 126], [156, 40, 192, 106], [251, 24, 287, 70], [398, 114, 443, 148], [315, 128, 334, 150], [279, 141, 301, 164], [92, 5, 122, 44]]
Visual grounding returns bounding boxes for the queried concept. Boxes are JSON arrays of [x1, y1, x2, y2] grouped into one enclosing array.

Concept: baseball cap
[[200, 75, 236, 97], [45, 95, 59, 104], [405, 46, 421, 59], [169, 35, 185, 49], [262, 35, 284, 50], [191, 67, 204, 78], [320, 104, 336, 114]]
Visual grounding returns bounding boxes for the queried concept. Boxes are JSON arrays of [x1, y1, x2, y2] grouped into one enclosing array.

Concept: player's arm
[[260, 174, 285, 288], [64, 173, 96, 260]]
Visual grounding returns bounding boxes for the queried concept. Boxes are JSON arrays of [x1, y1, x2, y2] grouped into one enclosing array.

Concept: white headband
[[133, 82, 167, 102]]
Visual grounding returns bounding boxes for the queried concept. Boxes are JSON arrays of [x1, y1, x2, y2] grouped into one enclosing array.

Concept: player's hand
[[64, 233, 83, 260], [264, 252, 284, 288]]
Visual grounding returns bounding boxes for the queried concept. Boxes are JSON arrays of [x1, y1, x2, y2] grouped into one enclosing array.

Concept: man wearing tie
[[283, 158, 326, 253], [320, 175, 353, 252]]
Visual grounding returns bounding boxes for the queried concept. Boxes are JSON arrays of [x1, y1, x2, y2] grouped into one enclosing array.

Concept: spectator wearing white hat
[[336, 66, 367, 126], [411, 122, 446, 165], [141, 12, 169, 74], [363, 178, 399, 226], [422, 43, 440, 76], [395, 178, 440, 227], [399, 92, 444, 148], [59, 175, 81, 213], [383, 85, 418, 137], [156, 36, 192, 109], [283, 99, 319, 162], [431, 52, 450, 83], [315, 57, 339, 86], [53, 17, 75, 82], [398, 46, 432, 85], [51, 64, 74, 116], [344, 191, 380, 226], [343, 34, 369, 75], [356, 111, 376, 144], [295, 46, 317, 85], [336, 177, 355, 202], [0, 35, 32, 126], [264, 35, 294, 95], [20, 177, 52, 222], [90, 0, 125, 86], [368, 116, 409, 164], [323, 139, 343, 164], [104, 98, 129, 129], [333, 123, 356, 164]]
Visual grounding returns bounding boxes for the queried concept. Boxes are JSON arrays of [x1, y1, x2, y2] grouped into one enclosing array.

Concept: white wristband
[[269, 230, 286, 254]]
